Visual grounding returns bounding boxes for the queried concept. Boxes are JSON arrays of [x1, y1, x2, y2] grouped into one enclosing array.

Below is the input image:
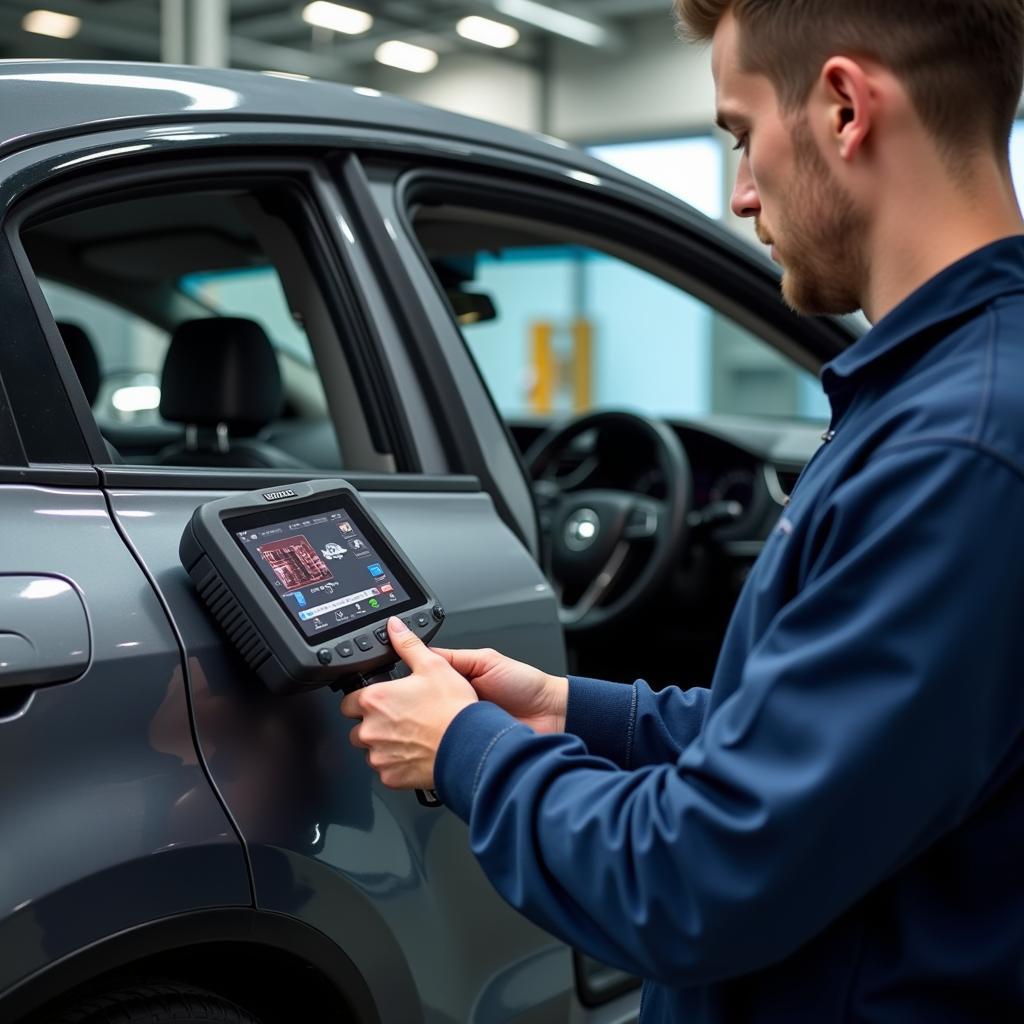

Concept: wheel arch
[[3, 908, 380, 1024]]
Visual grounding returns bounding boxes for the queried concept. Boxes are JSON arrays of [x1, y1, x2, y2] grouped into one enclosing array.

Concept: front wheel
[[46, 979, 263, 1024]]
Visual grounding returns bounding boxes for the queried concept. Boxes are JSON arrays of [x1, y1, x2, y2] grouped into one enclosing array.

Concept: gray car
[[0, 61, 855, 1024]]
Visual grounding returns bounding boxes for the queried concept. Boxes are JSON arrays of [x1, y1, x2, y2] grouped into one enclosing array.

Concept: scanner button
[[432, 605, 445, 621], [335, 641, 354, 659], [355, 635, 373, 652], [374, 626, 390, 646], [415, 612, 430, 628], [317, 648, 333, 665]]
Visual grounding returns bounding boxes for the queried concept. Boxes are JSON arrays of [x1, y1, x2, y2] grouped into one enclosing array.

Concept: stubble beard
[[765, 117, 868, 317]]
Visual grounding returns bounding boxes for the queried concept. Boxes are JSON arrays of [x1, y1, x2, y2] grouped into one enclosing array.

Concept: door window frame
[[3, 154, 422, 487], [394, 166, 854, 378]]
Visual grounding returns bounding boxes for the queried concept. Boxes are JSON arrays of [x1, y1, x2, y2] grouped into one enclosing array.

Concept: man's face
[[712, 13, 867, 316]]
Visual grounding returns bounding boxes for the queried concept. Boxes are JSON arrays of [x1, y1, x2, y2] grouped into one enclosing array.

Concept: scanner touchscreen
[[233, 505, 415, 643]]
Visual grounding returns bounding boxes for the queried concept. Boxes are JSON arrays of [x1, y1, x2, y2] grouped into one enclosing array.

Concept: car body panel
[[106, 484, 570, 1022], [0, 485, 249, 995]]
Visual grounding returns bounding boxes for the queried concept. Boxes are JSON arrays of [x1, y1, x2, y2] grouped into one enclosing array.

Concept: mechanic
[[341, 2, 1024, 1020]]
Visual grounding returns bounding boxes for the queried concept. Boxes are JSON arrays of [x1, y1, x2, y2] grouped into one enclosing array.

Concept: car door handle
[[0, 576, 90, 691]]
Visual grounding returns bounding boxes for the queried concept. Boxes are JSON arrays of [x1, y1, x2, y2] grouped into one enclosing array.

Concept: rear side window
[[38, 277, 169, 425], [20, 182, 393, 474]]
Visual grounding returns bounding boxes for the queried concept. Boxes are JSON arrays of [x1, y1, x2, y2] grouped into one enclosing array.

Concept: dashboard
[[511, 413, 821, 544]]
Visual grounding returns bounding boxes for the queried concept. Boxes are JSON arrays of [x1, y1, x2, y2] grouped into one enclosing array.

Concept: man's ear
[[819, 56, 874, 162]]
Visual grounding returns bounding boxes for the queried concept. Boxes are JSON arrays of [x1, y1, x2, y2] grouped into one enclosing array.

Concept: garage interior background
[[7, 0, 1024, 424]]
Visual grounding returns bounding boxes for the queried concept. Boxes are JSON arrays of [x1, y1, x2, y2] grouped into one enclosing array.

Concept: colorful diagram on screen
[[258, 535, 333, 590]]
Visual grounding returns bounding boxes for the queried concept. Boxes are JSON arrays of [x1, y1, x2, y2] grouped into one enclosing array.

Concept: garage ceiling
[[0, 0, 675, 79]]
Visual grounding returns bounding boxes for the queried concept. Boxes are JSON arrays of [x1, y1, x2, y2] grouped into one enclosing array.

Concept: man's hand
[[340, 617, 478, 790], [434, 646, 568, 734]]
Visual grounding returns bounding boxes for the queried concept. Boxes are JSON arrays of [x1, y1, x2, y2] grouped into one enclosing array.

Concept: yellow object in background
[[530, 321, 555, 414], [572, 318, 593, 412], [529, 319, 595, 414]]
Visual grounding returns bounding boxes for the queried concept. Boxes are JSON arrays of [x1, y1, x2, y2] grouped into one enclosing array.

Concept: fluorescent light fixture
[[112, 385, 161, 413], [494, 0, 608, 47], [374, 40, 438, 73], [301, 1, 372, 35], [456, 15, 520, 48], [22, 9, 81, 39]]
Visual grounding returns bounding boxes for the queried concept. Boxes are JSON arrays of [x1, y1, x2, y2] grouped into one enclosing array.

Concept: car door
[[0, 203, 250, 1020], [9, 129, 580, 1024]]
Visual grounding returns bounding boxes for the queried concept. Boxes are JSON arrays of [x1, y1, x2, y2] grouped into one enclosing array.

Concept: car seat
[[57, 321, 100, 406], [156, 317, 313, 470]]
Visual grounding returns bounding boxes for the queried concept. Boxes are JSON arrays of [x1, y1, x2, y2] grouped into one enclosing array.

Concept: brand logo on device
[[262, 489, 297, 502]]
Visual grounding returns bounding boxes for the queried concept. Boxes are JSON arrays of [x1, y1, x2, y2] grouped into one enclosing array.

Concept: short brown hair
[[675, 0, 1024, 159]]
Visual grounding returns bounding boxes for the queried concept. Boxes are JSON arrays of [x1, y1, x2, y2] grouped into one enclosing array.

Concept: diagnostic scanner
[[179, 479, 445, 695]]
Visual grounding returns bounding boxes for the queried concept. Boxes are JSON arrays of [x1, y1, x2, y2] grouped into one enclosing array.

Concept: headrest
[[160, 318, 282, 434], [57, 322, 100, 406]]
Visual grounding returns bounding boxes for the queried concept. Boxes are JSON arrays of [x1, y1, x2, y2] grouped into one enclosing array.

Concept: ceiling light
[[22, 9, 81, 39], [456, 15, 520, 49], [374, 40, 438, 74], [494, 0, 608, 47], [301, 1, 372, 35]]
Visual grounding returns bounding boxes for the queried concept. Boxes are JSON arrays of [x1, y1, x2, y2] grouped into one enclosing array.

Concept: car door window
[[414, 208, 830, 425], [37, 277, 169, 424], [19, 181, 395, 473]]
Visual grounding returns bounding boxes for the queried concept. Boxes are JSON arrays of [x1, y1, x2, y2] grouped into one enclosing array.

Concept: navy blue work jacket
[[436, 237, 1024, 1022]]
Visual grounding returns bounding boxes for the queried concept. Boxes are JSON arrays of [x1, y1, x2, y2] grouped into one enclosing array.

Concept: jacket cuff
[[436, 701, 524, 821], [565, 676, 638, 768]]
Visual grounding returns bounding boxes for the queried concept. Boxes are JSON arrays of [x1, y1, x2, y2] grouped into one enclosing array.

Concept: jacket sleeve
[[434, 442, 1024, 985], [565, 676, 712, 769]]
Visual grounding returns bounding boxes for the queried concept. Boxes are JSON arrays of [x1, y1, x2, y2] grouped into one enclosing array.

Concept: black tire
[[45, 979, 263, 1024]]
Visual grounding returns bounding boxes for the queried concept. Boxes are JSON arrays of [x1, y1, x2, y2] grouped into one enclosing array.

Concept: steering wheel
[[525, 410, 693, 632]]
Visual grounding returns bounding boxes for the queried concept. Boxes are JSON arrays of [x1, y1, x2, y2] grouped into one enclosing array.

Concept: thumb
[[388, 616, 434, 671]]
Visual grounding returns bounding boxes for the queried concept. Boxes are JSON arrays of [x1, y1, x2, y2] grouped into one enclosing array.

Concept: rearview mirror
[[447, 290, 497, 326]]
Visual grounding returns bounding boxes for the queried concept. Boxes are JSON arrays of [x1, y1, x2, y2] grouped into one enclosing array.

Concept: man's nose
[[730, 157, 761, 219]]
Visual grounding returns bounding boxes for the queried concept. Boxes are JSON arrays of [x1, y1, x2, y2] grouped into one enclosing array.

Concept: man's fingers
[[388, 616, 436, 670], [431, 647, 456, 666], [437, 647, 497, 678], [339, 691, 363, 719]]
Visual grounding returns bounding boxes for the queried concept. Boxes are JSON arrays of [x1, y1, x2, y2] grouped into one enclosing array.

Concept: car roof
[[0, 59, 630, 183], [0, 61, 859, 353]]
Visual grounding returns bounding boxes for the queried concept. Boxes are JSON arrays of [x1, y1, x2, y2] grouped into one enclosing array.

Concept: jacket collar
[[822, 235, 1024, 394]]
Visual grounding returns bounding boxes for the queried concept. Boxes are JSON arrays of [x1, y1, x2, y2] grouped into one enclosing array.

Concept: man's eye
[[732, 135, 749, 154]]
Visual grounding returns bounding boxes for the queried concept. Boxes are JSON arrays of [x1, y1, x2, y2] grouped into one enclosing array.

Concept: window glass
[[20, 186, 374, 471], [38, 278, 168, 423], [180, 267, 313, 367], [450, 241, 827, 422]]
